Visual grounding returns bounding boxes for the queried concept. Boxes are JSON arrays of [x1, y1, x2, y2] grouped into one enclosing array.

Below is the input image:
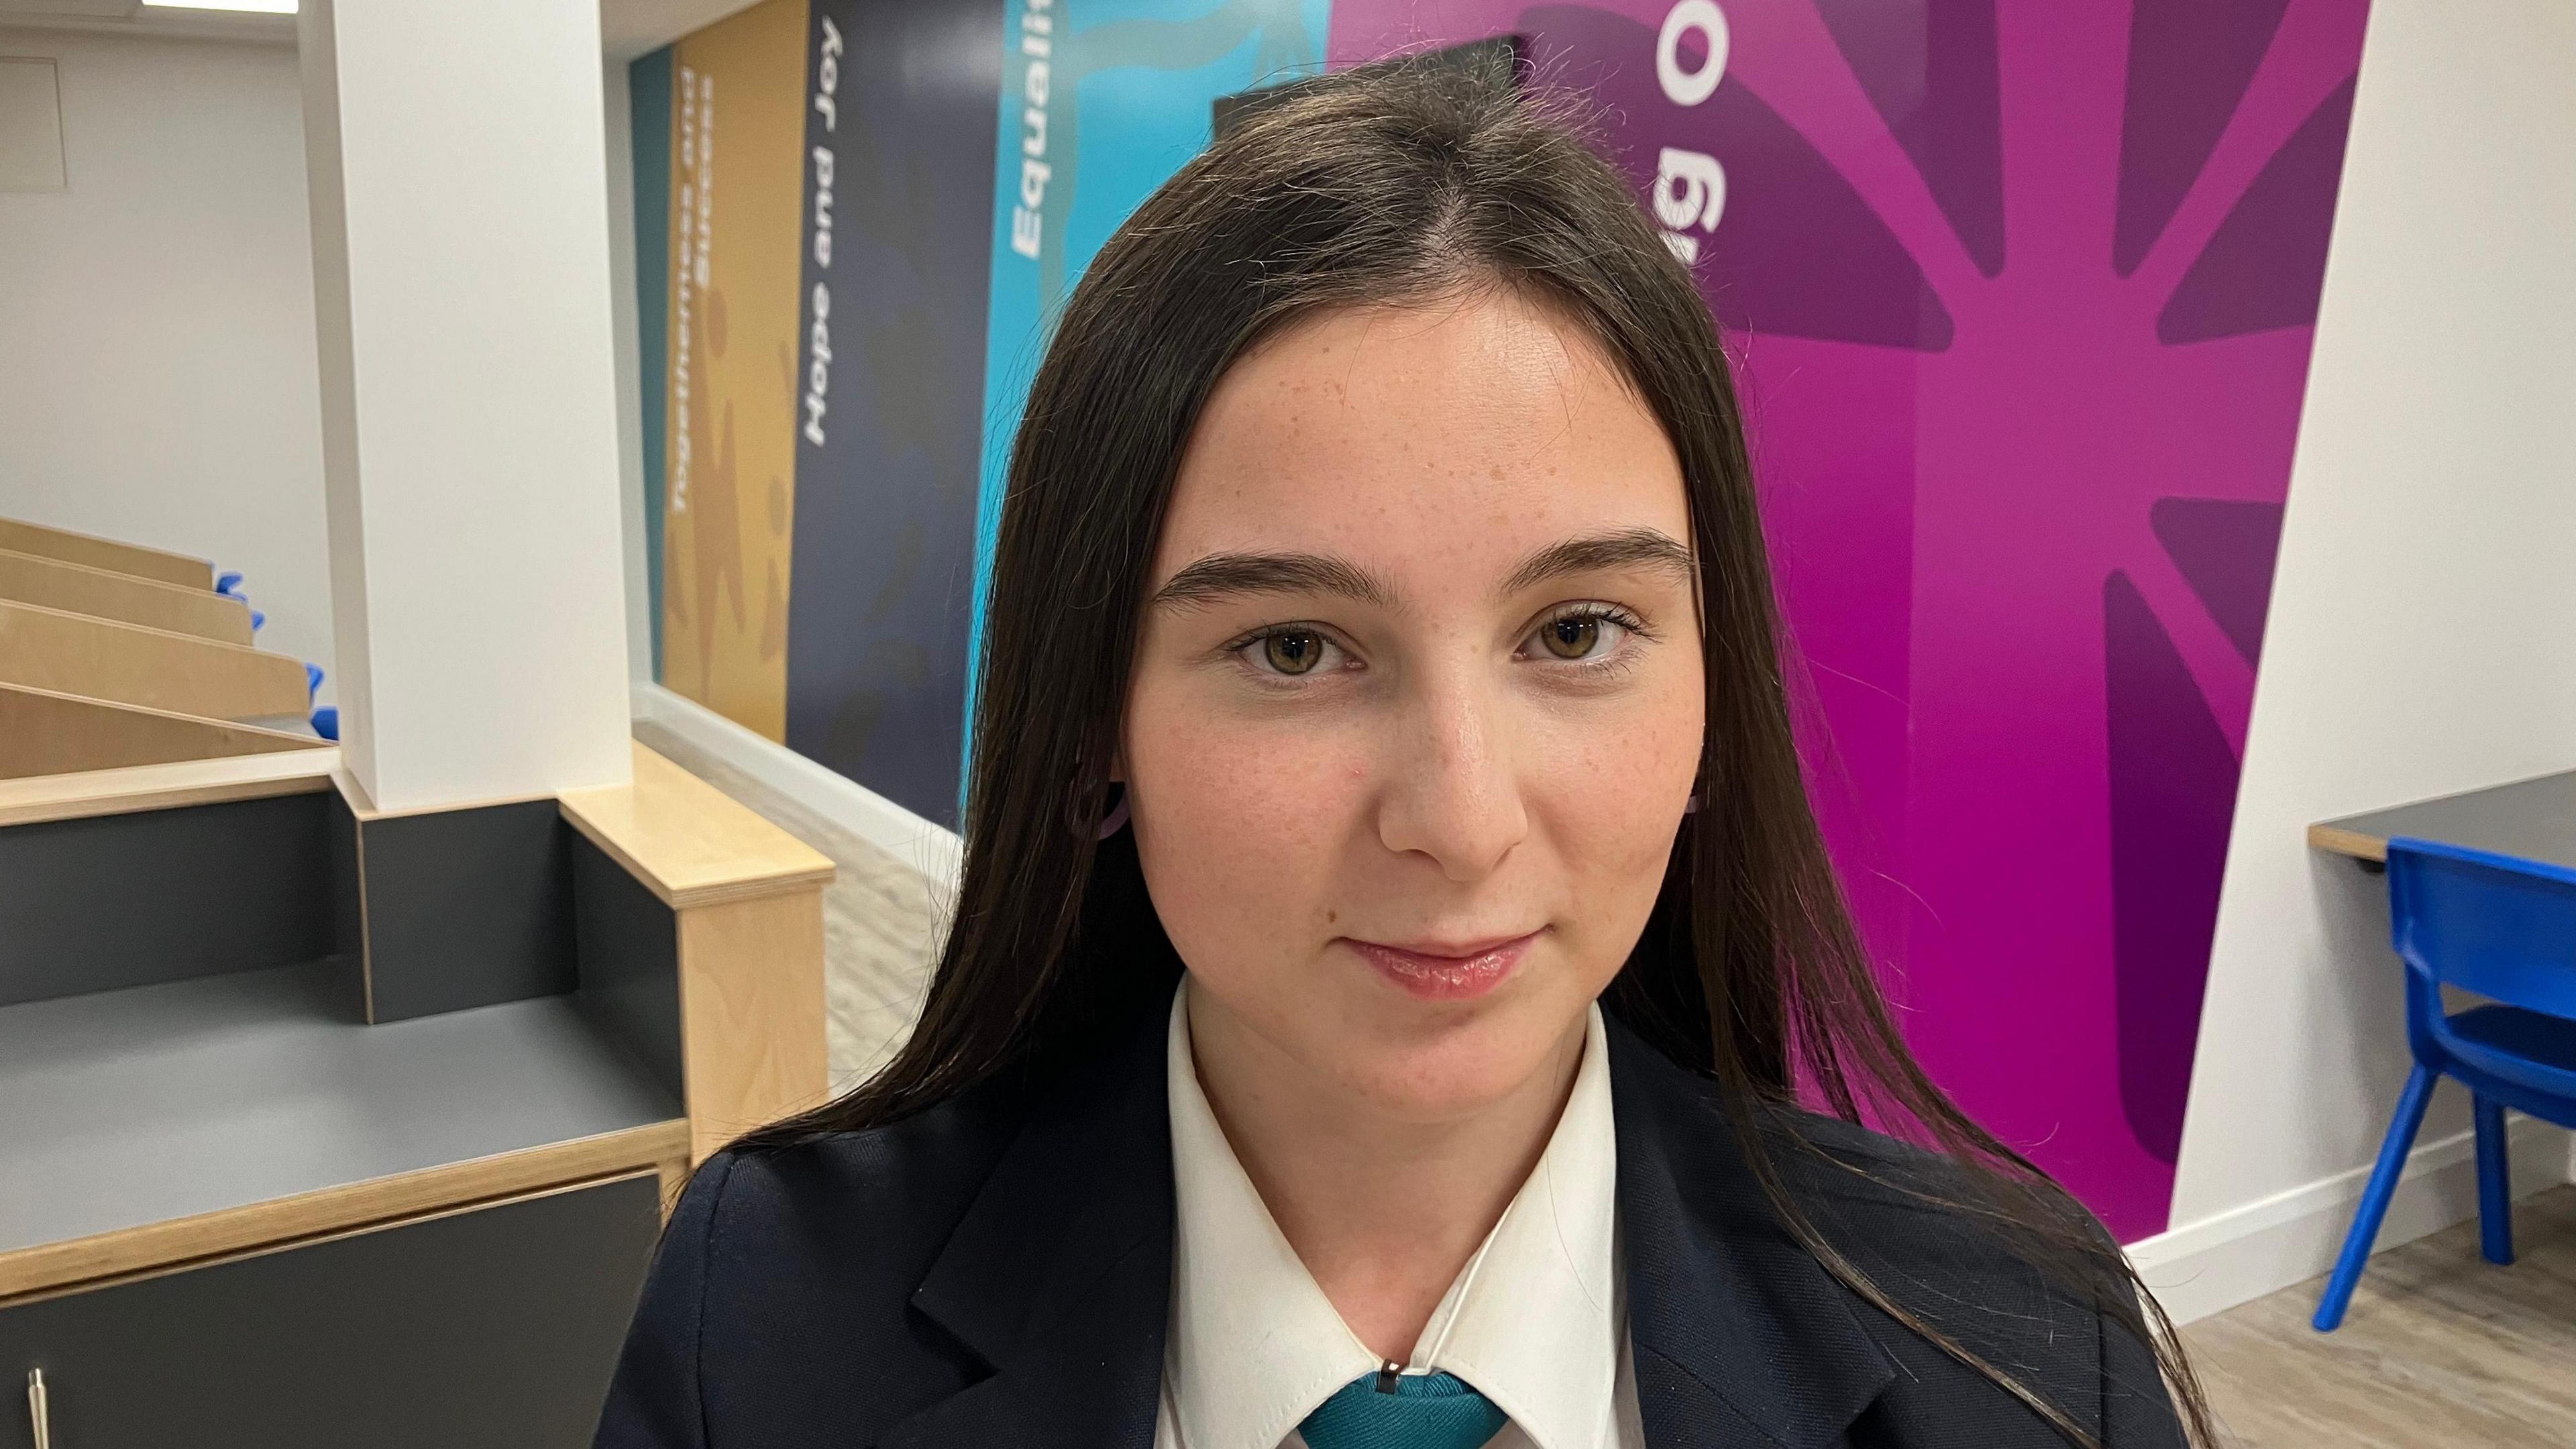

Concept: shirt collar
[[1163, 977, 1623, 1449]]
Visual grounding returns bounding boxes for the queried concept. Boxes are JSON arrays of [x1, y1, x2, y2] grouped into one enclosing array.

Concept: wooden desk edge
[[557, 744, 837, 910], [0, 1118, 690, 1305], [2306, 822, 2389, 862], [1, 743, 835, 924], [560, 802, 837, 908], [0, 746, 339, 828]]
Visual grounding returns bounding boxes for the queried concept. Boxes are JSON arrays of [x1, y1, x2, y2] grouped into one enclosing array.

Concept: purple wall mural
[[1333, 0, 2370, 1238]]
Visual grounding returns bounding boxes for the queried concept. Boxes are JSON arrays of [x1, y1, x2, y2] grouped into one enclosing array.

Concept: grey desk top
[[0, 963, 682, 1256], [2310, 769, 2576, 871]]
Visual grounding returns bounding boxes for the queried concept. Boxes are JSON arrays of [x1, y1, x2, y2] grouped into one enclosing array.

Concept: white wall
[[0, 30, 333, 695], [2154, 0, 2576, 1320]]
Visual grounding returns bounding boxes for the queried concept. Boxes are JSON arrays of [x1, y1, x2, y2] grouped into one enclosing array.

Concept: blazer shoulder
[[712, 1081, 1024, 1222], [690, 1079, 1030, 1309], [1753, 1107, 2183, 1446], [1605, 1030, 2180, 1444], [1606, 1022, 2123, 1295], [1761, 1106, 1996, 1214], [1752, 1104, 2095, 1260], [594, 1083, 1037, 1448], [1614, 1038, 2112, 1322]]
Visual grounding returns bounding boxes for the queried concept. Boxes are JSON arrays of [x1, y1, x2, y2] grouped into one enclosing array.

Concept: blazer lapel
[[875, 1008, 1896, 1448], [880, 1016, 1176, 1449], [1608, 1020, 1896, 1449]]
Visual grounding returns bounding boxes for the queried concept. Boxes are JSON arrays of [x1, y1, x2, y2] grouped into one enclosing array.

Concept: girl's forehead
[[1157, 296, 1687, 574], [1210, 292, 1617, 424]]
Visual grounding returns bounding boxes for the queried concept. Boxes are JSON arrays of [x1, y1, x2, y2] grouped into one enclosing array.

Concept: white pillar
[[299, 0, 633, 812]]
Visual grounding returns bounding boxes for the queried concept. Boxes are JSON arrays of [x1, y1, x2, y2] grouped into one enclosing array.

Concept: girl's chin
[[1332, 1018, 1582, 1122]]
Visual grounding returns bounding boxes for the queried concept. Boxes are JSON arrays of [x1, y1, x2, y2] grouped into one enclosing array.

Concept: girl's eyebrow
[[1497, 527, 1696, 595], [1147, 527, 1695, 615], [1148, 551, 1399, 613]]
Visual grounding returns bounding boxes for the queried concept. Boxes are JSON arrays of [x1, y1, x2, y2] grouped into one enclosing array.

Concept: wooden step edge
[[0, 597, 315, 720], [0, 1118, 691, 1305], [0, 546, 254, 643], [0, 682, 325, 790], [0, 515, 213, 591], [0, 743, 340, 828]]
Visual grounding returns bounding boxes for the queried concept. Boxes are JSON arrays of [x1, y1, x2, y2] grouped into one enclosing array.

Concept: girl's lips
[[1345, 931, 1539, 1001]]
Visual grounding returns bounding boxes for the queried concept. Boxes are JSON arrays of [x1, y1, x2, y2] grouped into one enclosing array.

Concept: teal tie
[[1297, 1369, 1509, 1449]]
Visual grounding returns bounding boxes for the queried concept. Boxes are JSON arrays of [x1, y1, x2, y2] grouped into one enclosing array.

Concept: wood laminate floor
[[2182, 1184, 2576, 1448]]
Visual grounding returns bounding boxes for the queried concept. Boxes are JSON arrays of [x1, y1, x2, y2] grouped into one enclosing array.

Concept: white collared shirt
[[1154, 977, 1648, 1449]]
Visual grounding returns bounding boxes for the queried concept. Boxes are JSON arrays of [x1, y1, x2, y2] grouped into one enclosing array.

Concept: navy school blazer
[[593, 1010, 2186, 1449]]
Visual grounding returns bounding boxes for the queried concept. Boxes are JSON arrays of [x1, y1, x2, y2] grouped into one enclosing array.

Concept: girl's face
[[1124, 289, 1705, 1122]]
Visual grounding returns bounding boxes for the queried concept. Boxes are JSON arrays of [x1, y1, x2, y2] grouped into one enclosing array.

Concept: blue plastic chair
[[302, 663, 338, 742], [216, 570, 264, 632], [2312, 837, 2576, 1330]]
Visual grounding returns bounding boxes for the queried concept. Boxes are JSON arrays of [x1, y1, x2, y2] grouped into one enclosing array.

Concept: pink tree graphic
[[1334, 0, 2371, 1238]]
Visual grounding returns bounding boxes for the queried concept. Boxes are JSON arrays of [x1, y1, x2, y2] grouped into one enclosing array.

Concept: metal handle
[[25, 1368, 48, 1449]]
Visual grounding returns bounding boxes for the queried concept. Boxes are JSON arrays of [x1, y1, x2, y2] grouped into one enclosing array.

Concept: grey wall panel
[[0, 793, 333, 1009], [0, 1174, 661, 1449], [360, 800, 574, 1023], [570, 832, 683, 1103]]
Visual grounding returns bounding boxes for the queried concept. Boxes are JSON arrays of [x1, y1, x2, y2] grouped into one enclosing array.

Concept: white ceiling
[[1, 0, 768, 58], [0, 0, 135, 18], [0, 1, 292, 45]]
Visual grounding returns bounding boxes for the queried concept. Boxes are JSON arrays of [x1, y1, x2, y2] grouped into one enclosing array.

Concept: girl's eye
[[1538, 614, 1602, 659], [1526, 608, 1632, 661], [1254, 628, 1331, 676]]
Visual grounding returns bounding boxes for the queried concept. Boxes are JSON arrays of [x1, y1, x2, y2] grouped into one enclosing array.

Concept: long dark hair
[[753, 55, 2210, 1449]]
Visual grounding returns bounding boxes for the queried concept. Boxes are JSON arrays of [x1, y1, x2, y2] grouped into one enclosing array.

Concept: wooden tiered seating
[[0, 517, 329, 780], [0, 517, 211, 590], [0, 548, 255, 643], [0, 684, 321, 780]]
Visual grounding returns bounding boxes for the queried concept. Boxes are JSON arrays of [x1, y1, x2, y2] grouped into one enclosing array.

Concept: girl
[[597, 57, 2202, 1449]]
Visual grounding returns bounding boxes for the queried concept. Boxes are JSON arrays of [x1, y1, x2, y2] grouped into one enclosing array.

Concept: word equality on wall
[[1009, 0, 1055, 260]]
